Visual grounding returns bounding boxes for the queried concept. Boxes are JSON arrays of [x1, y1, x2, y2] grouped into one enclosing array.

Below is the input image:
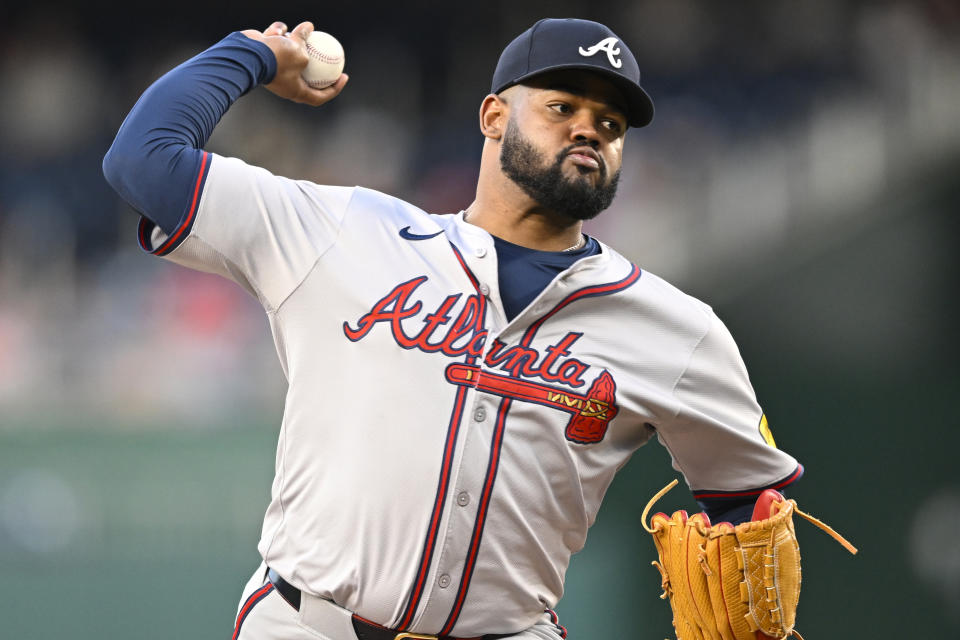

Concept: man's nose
[[569, 111, 601, 147]]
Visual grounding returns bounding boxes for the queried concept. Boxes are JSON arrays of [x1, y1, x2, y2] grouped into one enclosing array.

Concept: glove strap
[[641, 479, 679, 532], [792, 505, 858, 554]]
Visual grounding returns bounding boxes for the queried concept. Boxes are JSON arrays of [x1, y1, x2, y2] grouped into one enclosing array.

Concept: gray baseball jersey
[[140, 151, 800, 637]]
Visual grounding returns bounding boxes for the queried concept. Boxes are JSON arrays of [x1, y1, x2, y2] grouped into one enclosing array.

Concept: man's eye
[[549, 103, 571, 114], [602, 119, 623, 132]]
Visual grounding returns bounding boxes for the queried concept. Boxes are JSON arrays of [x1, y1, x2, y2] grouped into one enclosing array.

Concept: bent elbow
[[102, 141, 133, 195], [102, 136, 157, 215]]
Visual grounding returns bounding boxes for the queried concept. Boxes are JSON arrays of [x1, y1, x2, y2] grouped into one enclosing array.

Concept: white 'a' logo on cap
[[578, 37, 622, 68]]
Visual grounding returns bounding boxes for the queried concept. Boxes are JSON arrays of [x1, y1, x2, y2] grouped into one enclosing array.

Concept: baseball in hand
[[301, 31, 345, 89]]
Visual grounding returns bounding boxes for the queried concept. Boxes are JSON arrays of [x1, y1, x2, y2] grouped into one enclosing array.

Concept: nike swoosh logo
[[399, 226, 444, 241]]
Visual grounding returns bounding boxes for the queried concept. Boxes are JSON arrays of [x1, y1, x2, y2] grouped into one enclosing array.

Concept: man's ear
[[479, 93, 508, 140]]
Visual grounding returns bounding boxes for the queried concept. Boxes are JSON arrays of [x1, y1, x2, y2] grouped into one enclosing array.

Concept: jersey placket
[[393, 237, 503, 633], [410, 348, 520, 633], [408, 240, 574, 634], [386, 235, 494, 631]]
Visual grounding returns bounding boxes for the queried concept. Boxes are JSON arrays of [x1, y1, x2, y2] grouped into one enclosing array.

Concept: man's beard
[[499, 119, 621, 221]]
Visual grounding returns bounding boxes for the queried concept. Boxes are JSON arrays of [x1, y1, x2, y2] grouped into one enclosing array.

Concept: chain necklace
[[562, 235, 586, 252]]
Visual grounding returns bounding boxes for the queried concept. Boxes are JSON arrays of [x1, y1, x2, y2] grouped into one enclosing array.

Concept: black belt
[[266, 568, 504, 640], [267, 567, 302, 611]]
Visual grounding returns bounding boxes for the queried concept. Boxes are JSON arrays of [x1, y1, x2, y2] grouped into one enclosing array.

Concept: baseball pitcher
[[103, 17, 853, 640]]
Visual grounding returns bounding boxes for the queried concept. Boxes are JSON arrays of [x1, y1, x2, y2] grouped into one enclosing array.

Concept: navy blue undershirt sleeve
[[494, 235, 600, 321], [102, 32, 276, 234], [697, 489, 790, 526]]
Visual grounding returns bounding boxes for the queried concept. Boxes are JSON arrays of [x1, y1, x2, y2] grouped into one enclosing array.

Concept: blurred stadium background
[[1, 0, 958, 637]]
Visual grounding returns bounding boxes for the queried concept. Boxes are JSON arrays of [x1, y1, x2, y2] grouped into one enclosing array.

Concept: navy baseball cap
[[492, 18, 654, 128]]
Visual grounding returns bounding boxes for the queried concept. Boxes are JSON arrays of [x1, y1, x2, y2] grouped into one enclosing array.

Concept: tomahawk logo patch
[[578, 37, 623, 68], [445, 363, 618, 444]]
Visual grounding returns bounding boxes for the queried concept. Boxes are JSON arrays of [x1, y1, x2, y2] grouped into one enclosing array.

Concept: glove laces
[[641, 478, 858, 555]]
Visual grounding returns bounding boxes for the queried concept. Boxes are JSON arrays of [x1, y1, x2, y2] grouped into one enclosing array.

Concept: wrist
[[220, 31, 278, 85]]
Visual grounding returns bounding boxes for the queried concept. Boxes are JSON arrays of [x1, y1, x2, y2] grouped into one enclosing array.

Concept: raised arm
[[102, 21, 348, 234]]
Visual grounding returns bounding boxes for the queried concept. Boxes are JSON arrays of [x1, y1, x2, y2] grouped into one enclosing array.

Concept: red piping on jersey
[[520, 263, 641, 347], [397, 242, 486, 630], [546, 608, 568, 638], [691, 464, 804, 499], [137, 217, 151, 251], [440, 396, 511, 637], [437, 262, 641, 634], [152, 150, 209, 255], [231, 581, 274, 640], [397, 383, 470, 629], [449, 242, 482, 291]]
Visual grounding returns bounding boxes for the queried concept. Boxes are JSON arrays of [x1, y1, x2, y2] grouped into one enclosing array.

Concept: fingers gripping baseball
[[241, 21, 348, 106]]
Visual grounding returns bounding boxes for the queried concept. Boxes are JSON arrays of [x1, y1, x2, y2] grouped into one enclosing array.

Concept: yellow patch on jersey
[[759, 414, 777, 447]]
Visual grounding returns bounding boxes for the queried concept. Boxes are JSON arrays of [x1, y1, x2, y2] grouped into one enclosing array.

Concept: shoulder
[[332, 187, 470, 244], [339, 186, 436, 224], [206, 155, 438, 226], [597, 240, 714, 333]]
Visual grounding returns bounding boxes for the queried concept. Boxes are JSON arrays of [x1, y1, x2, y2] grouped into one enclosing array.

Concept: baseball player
[[103, 18, 803, 640]]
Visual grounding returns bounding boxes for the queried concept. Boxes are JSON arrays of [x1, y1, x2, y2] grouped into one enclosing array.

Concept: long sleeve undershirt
[[102, 32, 276, 234]]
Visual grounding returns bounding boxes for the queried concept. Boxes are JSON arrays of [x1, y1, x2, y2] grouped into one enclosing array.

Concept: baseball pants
[[232, 563, 566, 640]]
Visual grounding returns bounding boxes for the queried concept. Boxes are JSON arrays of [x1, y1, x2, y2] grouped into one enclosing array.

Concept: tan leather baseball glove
[[642, 479, 857, 640]]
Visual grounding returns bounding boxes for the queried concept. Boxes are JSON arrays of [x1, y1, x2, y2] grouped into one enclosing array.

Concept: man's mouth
[[566, 148, 601, 170]]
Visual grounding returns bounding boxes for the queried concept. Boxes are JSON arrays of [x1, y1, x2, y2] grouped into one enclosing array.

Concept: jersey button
[[479, 283, 490, 296], [457, 492, 470, 507], [438, 574, 451, 588], [474, 407, 486, 422], [474, 247, 487, 258]]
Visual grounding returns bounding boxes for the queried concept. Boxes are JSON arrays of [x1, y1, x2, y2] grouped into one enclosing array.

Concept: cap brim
[[496, 63, 654, 128]]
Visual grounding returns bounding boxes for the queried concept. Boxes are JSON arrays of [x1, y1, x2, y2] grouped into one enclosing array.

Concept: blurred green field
[[0, 427, 274, 639]]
